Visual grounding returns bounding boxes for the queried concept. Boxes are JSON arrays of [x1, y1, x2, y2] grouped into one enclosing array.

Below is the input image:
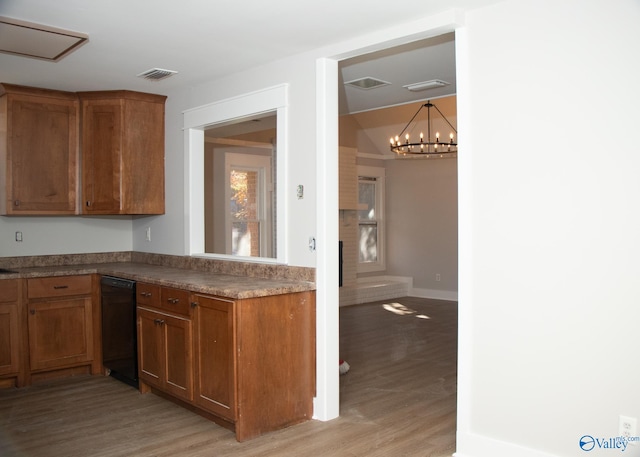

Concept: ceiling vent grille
[[344, 77, 390, 90], [136, 68, 178, 81], [403, 79, 450, 92]]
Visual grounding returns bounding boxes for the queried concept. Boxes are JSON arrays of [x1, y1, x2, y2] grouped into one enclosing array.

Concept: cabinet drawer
[[0, 280, 19, 302], [28, 275, 92, 299], [160, 287, 191, 316], [137, 283, 161, 306]]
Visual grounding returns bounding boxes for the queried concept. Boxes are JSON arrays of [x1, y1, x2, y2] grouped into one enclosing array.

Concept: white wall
[[0, 216, 133, 257], [133, 60, 319, 266], [386, 157, 458, 296], [456, 1, 640, 456]]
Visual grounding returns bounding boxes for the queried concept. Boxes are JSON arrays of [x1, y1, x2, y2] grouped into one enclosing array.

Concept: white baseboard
[[454, 431, 562, 457], [339, 277, 459, 305], [339, 276, 412, 306], [410, 287, 458, 302]]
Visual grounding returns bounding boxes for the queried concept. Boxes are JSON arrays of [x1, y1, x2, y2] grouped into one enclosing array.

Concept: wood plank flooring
[[0, 297, 457, 457]]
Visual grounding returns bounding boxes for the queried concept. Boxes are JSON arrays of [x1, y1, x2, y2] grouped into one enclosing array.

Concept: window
[[357, 166, 385, 272], [225, 152, 273, 257], [230, 168, 260, 256]]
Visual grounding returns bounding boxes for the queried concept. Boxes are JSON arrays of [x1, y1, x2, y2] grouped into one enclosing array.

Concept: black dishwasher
[[100, 276, 138, 388]]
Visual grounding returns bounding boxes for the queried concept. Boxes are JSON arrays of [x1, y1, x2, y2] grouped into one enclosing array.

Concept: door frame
[[314, 12, 466, 427]]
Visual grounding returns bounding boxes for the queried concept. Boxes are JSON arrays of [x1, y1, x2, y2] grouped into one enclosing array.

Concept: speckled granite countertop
[[0, 256, 316, 300]]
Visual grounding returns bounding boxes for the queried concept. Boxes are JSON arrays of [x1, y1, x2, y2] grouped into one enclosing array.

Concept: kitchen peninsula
[[0, 251, 316, 442]]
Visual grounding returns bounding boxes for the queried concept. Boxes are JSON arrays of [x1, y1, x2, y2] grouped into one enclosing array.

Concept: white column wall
[[456, 1, 640, 456]]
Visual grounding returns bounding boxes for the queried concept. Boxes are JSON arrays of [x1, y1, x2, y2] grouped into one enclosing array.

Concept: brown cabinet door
[[192, 295, 236, 420], [137, 307, 164, 389], [27, 297, 93, 371], [137, 306, 193, 401], [3, 90, 78, 215], [79, 91, 166, 215], [0, 303, 20, 376], [164, 314, 193, 401], [119, 97, 165, 215], [81, 99, 123, 213]]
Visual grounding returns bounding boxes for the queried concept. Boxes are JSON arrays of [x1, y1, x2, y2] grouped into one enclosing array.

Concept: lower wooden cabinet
[[192, 295, 236, 420], [27, 296, 93, 371], [0, 302, 20, 375], [137, 284, 316, 442], [26, 275, 96, 379], [137, 307, 193, 402], [2, 271, 314, 442], [228, 292, 316, 441], [0, 279, 22, 387], [1, 274, 99, 387], [137, 307, 163, 388]]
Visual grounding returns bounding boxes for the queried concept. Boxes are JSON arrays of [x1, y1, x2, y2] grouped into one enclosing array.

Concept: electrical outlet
[[145, 227, 151, 242], [435, 273, 441, 281], [620, 415, 637, 444]]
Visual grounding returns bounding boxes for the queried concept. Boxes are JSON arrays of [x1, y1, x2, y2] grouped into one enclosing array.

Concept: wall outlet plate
[[620, 415, 637, 444]]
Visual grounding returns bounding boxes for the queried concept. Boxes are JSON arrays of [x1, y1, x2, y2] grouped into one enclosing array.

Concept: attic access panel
[[0, 16, 88, 61]]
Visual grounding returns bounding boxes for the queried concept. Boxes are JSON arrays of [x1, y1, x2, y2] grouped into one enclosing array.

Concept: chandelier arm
[[431, 103, 457, 134], [397, 103, 428, 138]]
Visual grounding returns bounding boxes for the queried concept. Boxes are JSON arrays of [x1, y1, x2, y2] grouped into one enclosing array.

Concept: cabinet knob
[[190, 302, 198, 308], [30, 309, 35, 315], [14, 200, 20, 207], [168, 298, 179, 304], [86, 201, 91, 207], [154, 318, 165, 325]]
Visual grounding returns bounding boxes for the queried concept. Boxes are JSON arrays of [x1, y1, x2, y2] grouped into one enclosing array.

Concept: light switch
[[297, 185, 304, 199]]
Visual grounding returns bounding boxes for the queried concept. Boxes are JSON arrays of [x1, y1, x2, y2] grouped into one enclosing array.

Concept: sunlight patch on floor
[[382, 302, 430, 319]]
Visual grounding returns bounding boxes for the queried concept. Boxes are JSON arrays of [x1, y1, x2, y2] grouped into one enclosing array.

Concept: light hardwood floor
[[0, 297, 457, 457]]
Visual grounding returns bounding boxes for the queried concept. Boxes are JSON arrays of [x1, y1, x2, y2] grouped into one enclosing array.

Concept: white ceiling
[[0, 0, 503, 113], [339, 33, 456, 115]]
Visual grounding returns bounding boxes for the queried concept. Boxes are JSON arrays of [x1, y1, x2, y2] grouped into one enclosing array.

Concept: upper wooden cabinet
[[0, 84, 79, 215], [0, 84, 166, 216], [78, 90, 167, 215]]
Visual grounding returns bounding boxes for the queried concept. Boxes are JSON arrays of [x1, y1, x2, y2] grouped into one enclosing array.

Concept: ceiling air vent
[[136, 68, 178, 81], [403, 79, 450, 92], [344, 77, 390, 90]]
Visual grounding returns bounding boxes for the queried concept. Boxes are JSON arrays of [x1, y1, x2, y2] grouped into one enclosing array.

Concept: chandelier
[[389, 100, 457, 156]]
